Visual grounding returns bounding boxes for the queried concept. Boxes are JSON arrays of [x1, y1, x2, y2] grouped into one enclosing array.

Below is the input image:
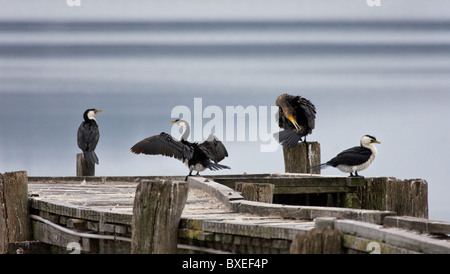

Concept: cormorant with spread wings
[[131, 119, 230, 179]]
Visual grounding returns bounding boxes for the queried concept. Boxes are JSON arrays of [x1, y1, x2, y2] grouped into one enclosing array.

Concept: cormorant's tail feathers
[[274, 130, 302, 148], [85, 151, 99, 165], [207, 163, 231, 171], [308, 163, 328, 170]]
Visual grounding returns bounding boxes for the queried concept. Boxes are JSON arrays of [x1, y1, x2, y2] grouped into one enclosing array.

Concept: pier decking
[[19, 174, 449, 254]]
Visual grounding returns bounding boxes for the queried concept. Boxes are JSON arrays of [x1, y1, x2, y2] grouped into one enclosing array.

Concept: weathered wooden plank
[[191, 176, 394, 224], [0, 171, 31, 253], [188, 176, 244, 209], [231, 199, 394, 224], [32, 220, 94, 253], [341, 234, 421, 254], [131, 180, 189, 254], [384, 216, 450, 235], [198, 219, 313, 240], [29, 198, 133, 225], [215, 176, 364, 188], [334, 219, 450, 254]]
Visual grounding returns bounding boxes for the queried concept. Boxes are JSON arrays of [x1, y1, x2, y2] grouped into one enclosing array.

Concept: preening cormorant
[[77, 109, 102, 165], [312, 135, 381, 177], [130, 119, 230, 179], [274, 93, 316, 147]]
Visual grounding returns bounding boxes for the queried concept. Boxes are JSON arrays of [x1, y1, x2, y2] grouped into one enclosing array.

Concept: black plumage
[[130, 132, 194, 163], [130, 119, 229, 179], [275, 93, 316, 147], [326, 146, 373, 167], [77, 109, 102, 165]]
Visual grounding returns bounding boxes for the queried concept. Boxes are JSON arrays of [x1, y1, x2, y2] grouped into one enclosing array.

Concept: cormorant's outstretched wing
[[77, 122, 99, 152], [327, 146, 372, 167], [198, 134, 228, 163], [130, 132, 194, 161]]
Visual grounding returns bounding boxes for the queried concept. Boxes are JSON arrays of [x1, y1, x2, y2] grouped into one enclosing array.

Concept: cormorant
[[312, 135, 381, 177], [77, 109, 102, 165], [130, 119, 230, 179], [274, 93, 316, 147]]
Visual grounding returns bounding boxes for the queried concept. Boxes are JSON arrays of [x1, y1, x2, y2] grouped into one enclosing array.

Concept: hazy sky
[[1, 0, 449, 21]]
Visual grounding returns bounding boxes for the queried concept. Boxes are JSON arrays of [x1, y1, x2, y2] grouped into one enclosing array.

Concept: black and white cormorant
[[312, 135, 381, 177], [77, 109, 102, 165], [274, 93, 316, 147], [130, 119, 230, 179]]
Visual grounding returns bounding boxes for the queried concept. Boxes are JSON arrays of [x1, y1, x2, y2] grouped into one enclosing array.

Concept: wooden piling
[[289, 228, 342, 254], [131, 180, 188, 254], [0, 171, 31, 253], [235, 182, 274, 203], [360, 177, 428, 218], [282, 142, 320, 174], [76, 153, 95, 176]]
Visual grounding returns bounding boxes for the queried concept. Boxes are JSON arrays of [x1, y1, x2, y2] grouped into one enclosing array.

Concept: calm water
[[0, 20, 449, 221]]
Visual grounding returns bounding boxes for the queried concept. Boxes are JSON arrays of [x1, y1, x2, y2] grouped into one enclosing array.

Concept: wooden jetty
[[1, 171, 449, 254], [0, 143, 447, 254]]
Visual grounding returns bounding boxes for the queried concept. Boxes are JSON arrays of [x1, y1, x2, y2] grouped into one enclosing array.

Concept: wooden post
[[289, 228, 342, 254], [76, 153, 95, 176], [360, 177, 428, 218], [282, 142, 320, 174], [0, 171, 31, 253], [235, 182, 274, 203], [131, 180, 188, 254]]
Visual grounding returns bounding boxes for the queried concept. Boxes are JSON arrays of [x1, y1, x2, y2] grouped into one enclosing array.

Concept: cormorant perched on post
[[311, 135, 381, 177], [130, 119, 230, 179], [77, 109, 102, 165], [274, 93, 316, 147]]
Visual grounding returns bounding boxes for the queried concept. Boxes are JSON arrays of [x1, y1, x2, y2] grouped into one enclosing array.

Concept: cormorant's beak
[[170, 120, 177, 124], [288, 116, 302, 131], [373, 140, 381, 144], [94, 110, 103, 115]]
